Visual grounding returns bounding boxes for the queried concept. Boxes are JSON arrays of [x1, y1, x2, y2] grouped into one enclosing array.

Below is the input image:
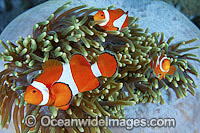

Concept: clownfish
[[24, 52, 118, 110], [93, 8, 129, 31], [150, 54, 176, 81]]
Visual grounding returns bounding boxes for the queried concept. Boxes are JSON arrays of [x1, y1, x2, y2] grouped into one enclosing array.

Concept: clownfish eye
[[32, 90, 36, 93], [101, 14, 104, 17]]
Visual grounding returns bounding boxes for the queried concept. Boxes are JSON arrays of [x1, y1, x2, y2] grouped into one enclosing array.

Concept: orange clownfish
[[93, 8, 129, 31], [24, 52, 118, 110], [150, 54, 176, 80]]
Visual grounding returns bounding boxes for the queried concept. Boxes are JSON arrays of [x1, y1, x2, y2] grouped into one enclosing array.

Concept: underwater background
[[0, 0, 200, 133]]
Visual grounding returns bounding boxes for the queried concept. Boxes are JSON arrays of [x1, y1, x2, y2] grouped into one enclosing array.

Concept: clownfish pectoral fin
[[97, 52, 118, 77], [70, 54, 90, 67], [42, 59, 63, 72], [79, 78, 100, 92], [51, 82, 72, 110], [167, 65, 176, 75]]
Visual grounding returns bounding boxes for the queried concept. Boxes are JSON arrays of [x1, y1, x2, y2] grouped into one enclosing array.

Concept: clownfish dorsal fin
[[112, 8, 125, 15], [42, 59, 63, 72], [70, 54, 90, 66]]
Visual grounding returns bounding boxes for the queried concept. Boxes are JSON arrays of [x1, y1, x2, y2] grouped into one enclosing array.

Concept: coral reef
[[0, 1, 199, 133]]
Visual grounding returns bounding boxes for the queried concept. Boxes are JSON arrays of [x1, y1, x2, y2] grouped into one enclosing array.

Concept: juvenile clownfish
[[150, 54, 176, 81], [24, 52, 118, 110], [93, 8, 129, 31]]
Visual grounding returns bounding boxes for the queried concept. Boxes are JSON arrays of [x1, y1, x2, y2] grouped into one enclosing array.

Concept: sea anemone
[[0, 1, 199, 133]]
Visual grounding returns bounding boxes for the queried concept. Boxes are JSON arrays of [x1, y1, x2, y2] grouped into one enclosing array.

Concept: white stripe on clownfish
[[57, 63, 79, 96], [156, 55, 160, 67], [91, 62, 102, 77], [31, 81, 49, 106], [99, 10, 110, 26], [113, 12, 128, 30], [159, 57, 170, 72]]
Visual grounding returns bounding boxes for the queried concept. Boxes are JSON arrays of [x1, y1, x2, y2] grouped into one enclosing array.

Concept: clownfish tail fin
[[95, 52, 118, 77]]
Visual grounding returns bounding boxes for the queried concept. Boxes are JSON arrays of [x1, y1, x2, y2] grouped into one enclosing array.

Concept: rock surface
[[0, 0, 200, 132]]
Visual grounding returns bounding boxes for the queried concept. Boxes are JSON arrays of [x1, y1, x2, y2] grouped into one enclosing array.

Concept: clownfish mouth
[[24, 96, 42, 106], [24, 95, 34, 104], [24, 91, 43, 105]]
